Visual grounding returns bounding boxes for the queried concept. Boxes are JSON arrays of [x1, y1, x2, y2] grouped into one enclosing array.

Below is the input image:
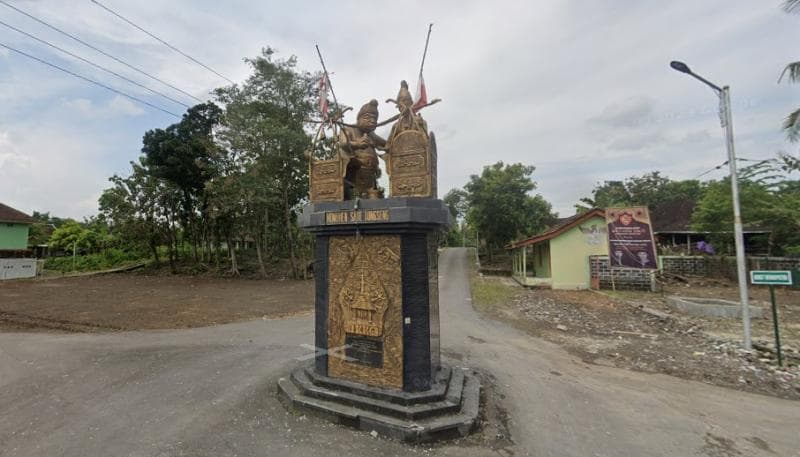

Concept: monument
[[278, 81, 480, 442]]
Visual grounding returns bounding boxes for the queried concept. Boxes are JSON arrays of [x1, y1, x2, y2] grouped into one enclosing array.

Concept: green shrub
[[44, 249, 146, 273]]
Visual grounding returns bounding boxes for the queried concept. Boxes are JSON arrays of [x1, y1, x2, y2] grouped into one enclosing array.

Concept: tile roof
[[0, 203, 35, 224], [507, 208, 605, 249]]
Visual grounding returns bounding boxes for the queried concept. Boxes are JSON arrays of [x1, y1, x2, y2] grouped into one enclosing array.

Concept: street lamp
[[670, 60, 752, 350]]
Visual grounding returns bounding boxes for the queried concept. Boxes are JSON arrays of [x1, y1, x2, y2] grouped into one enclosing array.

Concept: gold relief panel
[[327, 235, 403, 389], [310, 159, 344, 202], [314, 161, 339, 178], [391, 153, 428, 177], [311, 182, 343, 202], [392, 175, 430, 198]]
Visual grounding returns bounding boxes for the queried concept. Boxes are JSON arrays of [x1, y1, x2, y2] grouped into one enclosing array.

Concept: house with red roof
[[0, 202, 35, 252]]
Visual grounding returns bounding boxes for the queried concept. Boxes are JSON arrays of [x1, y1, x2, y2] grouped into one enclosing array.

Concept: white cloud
[[58, 96, 145, 118], [0, 131, 31, 171], [590, 97, 657, 128], [0, 126, 108, 218]]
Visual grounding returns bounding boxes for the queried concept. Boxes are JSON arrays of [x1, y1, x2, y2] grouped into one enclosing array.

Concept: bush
[[44, 249, 146, 273]]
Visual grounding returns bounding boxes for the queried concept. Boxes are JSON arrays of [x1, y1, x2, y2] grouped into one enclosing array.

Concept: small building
[[507, 209, 608, 289], [650, 199, 771, 255], [0, 202, 35, 251], [0, 203, 37, 280]]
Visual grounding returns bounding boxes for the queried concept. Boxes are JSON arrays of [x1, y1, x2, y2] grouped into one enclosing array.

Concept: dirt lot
[[472, 275, 800, 400], [0, 273, 314, 332]]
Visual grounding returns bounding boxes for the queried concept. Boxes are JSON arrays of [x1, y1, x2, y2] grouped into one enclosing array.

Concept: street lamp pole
[[670, 61, 751, 350]]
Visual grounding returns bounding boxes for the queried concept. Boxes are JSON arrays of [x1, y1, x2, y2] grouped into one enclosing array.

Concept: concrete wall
[[0, 258, 37, 280], [550, 216, 608, 289], [0, 223, 30, 250]]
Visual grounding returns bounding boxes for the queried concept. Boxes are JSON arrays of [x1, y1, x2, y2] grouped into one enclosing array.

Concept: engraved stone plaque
[[345, 334, 384, 368]]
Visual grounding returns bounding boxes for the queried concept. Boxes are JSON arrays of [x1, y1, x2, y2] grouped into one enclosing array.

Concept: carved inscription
[[392, 176, 428, 195], [345, 335, 383, 368], [325, 209, 390, 224]]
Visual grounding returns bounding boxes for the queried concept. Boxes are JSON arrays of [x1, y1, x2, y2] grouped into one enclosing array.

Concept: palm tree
[[781, 0, 800, 142]]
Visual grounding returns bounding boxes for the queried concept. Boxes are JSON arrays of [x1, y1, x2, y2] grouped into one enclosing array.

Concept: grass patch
[[468, 248, 520, 311], [472, 276, 518, 310]]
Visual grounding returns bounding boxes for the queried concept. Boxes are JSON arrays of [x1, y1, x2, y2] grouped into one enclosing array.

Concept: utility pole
[[722, 85, 751, 350], [670, 61, 751, 350]]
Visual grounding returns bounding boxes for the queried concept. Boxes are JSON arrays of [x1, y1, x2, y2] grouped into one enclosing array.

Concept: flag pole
[[418, 23, 433, 76], [315, 44, 341, 116]]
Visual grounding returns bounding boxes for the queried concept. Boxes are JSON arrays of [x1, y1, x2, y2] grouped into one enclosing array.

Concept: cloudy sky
[[0, 0, 798, 219]]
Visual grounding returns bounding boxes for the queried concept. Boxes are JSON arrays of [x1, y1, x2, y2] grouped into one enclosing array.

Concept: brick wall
[[660, 256, 800, 280], [589, 256, 654, 291], [591, 255, 800, 291]]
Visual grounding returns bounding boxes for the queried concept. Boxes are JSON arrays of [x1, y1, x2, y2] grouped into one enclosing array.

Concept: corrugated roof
[[0, 203, 35, 224], [507, 208, 605, 249], [649, 199, 770, 234]]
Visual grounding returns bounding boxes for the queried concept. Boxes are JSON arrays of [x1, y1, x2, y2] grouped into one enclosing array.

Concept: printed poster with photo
[[605, 206, 658, 270]]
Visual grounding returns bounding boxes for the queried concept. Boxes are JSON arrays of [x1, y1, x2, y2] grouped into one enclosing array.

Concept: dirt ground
[[472, 275, 800, 400], [0, 273, 314, 332]]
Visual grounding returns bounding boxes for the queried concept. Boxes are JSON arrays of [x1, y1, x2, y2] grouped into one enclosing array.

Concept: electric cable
[[89, 0, 234, 84], [0, 0, 203, 103], [0, 19, 190, 108], [0, 42, 181, 118]]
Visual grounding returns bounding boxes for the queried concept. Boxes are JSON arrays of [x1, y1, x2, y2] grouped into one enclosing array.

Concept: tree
[[141, 102, 223, 262], [28, 211, 70, 246], [214, 48, 316, 278], [781, 0, 800, 142], [692, 159, 800, 255], [49, 221, 93, 254], [99, 161, 175, 266], [443, 189, 469, 221], [577, 172, 705, 211], [464, 162, 555, 260]]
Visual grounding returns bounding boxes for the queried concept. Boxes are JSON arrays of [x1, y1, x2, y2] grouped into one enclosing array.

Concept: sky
[[0, 0, 798, 219]]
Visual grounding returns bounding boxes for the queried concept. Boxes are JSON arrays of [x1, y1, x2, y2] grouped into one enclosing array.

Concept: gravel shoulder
[[471, 274, 800, 400]]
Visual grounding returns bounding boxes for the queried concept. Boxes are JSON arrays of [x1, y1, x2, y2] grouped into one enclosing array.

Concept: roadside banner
[[605, 206, 658, 269]]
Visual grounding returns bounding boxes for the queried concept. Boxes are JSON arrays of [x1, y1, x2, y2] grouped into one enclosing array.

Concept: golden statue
[[387, 80, 428, 142], [307, 82, 439, 202], [338, 100, 387, 199], [383, 81, 437, 198]]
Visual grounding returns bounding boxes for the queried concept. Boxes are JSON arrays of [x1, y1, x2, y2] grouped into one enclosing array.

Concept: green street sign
[[750, 270, 793, 286]]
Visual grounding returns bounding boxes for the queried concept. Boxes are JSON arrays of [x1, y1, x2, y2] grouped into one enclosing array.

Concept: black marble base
[[278, 362, 481, 442], [301, 198, 450, 392]]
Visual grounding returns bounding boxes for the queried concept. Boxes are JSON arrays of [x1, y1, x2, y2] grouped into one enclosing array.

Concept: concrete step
[[278, 366, 482, 442], [292, 368, 461, 420], [304, 364, 451, 405]]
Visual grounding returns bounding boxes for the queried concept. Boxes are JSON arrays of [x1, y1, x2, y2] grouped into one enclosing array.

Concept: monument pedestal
[[278, 198, 480, 441]]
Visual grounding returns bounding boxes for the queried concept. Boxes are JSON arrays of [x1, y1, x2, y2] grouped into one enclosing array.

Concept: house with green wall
[[0, 202, 35, 251], [507, 209, 608, 289]]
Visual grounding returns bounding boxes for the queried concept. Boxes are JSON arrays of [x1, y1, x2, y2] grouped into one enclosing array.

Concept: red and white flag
[[411, 73, 427, 113], [318, 75, 329, 120]]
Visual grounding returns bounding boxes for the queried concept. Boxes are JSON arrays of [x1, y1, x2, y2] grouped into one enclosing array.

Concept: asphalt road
[[0, 248, 797, 457]]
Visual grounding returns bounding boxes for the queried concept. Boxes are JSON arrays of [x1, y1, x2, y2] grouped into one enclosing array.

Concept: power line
[[90, 0, 234, 84], [0, 42, 181, 118], [0, 19, 190, 108], [0, 0, 203, 103], [695, 160, 729, 179]]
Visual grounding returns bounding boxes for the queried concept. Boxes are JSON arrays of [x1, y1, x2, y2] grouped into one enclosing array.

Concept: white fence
[[0, 258, 37, 280]]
